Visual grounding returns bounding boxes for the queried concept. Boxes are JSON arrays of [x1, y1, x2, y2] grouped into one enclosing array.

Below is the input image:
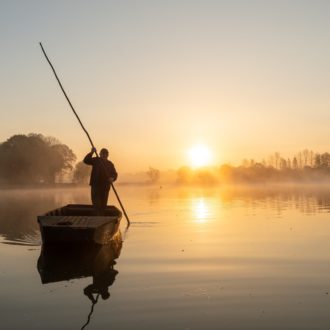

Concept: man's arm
[[83, 148, 97, 165], [109, 162, 118, 182]]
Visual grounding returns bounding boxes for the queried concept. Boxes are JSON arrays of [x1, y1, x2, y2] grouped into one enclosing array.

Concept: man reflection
[[80, 242, 121, 330], [83, 261, 119, 303]]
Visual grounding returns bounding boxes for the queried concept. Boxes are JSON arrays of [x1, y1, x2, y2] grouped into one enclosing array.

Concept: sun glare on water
[[188, 144, 213, 168]]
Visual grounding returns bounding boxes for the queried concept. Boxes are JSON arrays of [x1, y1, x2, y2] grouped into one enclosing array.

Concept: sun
[[188, 144, 213, 168]]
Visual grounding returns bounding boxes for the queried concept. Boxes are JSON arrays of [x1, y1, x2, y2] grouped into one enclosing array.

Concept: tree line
[[2, 134, 330, 185], [0, 133, 157, 185], [0, 133, 93, 184], [177, 150, 330, 185], [0, 134, 77, 184], [241, 150, 330, 170]]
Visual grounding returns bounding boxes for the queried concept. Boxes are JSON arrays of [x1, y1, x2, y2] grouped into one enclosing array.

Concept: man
[[83, 147, 118, 215]]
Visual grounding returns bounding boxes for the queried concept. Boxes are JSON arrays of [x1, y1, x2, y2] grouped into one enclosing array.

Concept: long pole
[[39, 42, 130, 225]]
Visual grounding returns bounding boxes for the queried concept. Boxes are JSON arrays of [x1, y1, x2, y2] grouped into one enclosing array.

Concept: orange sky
[[2, 1, 330, 172]]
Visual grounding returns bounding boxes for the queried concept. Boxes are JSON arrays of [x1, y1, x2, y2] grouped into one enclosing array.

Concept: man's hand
[[91, 147, 97, 154], [108, 177, 114, 183]]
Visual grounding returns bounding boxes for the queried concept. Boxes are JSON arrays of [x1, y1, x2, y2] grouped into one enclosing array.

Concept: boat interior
[[43, 204, 121, 217]]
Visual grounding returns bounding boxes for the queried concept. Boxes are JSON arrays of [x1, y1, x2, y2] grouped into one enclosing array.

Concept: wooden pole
[[39, 42, 130, 226]]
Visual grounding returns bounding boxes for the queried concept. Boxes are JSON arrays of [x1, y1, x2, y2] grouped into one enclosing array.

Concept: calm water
[[1, 185, 330, 329]]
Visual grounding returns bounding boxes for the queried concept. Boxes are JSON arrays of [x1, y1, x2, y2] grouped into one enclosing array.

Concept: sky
[[1, 0, 330, 172]]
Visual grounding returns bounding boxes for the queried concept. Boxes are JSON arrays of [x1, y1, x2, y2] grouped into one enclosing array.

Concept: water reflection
[[37, 232, 122, 329], [3, 186, 330, 329], [216, 185, 330, 214], [2, 186, 330, 245], [192, 198, 211, 223], [0, 188, 90, 245]]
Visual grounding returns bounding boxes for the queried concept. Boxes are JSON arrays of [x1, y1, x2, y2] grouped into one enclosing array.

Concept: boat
[[37, 204, 122, 245]]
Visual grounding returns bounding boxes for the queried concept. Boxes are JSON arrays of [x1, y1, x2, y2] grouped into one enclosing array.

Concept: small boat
[[37, 204, 122, 245]]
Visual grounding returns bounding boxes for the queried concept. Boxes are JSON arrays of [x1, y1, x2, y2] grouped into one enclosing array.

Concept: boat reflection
[[37, 231, 122, 284], [37, 231, 123, 329], [37, 231, 122, 285]]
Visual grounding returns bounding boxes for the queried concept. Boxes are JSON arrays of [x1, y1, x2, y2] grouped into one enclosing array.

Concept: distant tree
[[314, 153, 321, 168], [309, 150, 314, 167], [146, 166, 160, 184], [279, 158, 287, 170], [73, 161, 91, 184], [320, 153, 330, 168], [194, 168, 218, 185], [218, 164, 234, 182], [0, 133, 76, 184], [302, 149, 310, 167], [297, 152, 303, 168], [292, 157, 298, 170], [268, 155, 274, 168], [274, 152, 281, 169], [177, 166, 193, 184], [287, 158, 291, 169], [241, 159, 249, 167], [170, 148, 330, 185]]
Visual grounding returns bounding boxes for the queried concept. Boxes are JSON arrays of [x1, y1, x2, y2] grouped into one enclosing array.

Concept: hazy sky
[[1, 0, 330, 171]]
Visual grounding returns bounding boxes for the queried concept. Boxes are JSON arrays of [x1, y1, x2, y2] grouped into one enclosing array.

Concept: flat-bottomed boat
[[38, 204, 122, 245]]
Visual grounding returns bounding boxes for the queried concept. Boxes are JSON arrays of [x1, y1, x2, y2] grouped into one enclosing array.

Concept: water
[[1, 185, 330, 329]]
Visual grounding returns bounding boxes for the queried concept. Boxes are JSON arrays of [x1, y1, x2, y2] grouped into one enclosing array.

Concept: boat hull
[[38, 204, 122, 245]]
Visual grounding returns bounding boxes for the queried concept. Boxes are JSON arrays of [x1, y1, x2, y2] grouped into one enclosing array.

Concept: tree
[[194, 168, 218, 185], [241, 159, 249, 167], [268, 155, 274, 168], [274, 152, 281, 169], [177, 166, 193, 184], [146, 167, 160, 184], [0, 133, 76, 184], [309, 150, 314, 167], [287, 158, 291, 169], [297, 152, 303, 168], [302, 149, 309, 167], [320, 153, 330, 168], [314, 153, 321, 168], [73, 161, 91, 184], [46, 144, 76, 183], [292, 157, 298, 170], [279, 158, 287, 170]]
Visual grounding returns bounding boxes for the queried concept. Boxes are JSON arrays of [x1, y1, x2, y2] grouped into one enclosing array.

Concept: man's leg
[[91, 185, 102, 215], [99, 186, 110, 215], [91, 186, 97, 206]]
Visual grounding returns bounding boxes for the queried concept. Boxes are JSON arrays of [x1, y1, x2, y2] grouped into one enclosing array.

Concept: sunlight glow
[[192, 198, 210, 223], [188, 144, 213, 168]]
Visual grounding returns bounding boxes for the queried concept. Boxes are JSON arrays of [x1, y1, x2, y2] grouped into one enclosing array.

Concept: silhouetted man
[[84, 147, 118, 215]]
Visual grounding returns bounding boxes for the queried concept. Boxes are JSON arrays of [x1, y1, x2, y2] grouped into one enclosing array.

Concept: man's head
[[100, 148, 109, 160], [101, 291, 110, 300]]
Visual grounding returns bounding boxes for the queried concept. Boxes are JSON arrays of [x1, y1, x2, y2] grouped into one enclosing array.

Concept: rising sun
[[188, 144, 213, 168]]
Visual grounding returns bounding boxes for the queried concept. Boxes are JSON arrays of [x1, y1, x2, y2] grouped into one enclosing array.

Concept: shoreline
[[1, 181, 330, 190]]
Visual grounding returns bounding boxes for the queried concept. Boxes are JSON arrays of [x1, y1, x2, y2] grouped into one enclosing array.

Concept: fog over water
[[1, 185, 330, 329]]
